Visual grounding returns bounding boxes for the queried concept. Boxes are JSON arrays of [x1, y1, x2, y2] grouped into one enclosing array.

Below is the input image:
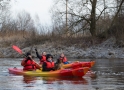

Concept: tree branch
[[96, 7, 107, 21]]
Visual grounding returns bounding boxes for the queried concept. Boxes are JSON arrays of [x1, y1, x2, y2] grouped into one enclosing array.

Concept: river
[[0, 58, 124, 90]]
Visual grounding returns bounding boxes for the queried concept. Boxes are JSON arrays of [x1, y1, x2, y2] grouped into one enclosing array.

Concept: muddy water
[[0, 58, 124, 90]]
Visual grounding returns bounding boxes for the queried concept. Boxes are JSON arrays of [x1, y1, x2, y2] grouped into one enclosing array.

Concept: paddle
[[12, 45, 23, 54], [12, 45, 41, 70]]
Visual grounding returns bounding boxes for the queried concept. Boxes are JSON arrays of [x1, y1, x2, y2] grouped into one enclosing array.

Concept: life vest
[[45, 61, 54, 69], [23, 59, 37, 71], [40, 55, 46, 64], [59, 57, 67, 63]]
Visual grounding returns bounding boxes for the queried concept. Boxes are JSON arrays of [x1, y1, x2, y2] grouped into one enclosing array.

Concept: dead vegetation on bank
[[0, 14, 124, 49], [0, 30, 105, 49], [0, 15, 124, 49], [0, 0, 124, 50]]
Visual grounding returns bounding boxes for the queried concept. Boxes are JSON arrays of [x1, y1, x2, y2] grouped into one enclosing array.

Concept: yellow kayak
[[8, 67, 89, 77]]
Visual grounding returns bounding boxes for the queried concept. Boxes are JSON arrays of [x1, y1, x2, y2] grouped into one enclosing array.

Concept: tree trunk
[[89, 0, 97, 44]]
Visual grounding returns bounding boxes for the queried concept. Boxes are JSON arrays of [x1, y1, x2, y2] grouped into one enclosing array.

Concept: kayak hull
[[63, 61, 95, 69], [8, 67, 89, 77]]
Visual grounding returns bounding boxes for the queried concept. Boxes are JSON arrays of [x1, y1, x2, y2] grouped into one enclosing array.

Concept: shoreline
[[0, 37, 124, 59]]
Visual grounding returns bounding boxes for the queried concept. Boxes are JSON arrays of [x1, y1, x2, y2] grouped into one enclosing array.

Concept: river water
[[0, 58, 124, 90]]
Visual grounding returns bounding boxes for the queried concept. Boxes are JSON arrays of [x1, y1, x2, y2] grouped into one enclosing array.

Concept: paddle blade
[[12, 45, 22, 54]]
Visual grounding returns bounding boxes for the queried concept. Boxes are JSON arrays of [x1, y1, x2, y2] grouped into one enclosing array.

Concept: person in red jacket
[[35, 48, 47, 65], [21, 52, 41, 71], [58, 53, 69, 64], [42, 54, 55, 71]]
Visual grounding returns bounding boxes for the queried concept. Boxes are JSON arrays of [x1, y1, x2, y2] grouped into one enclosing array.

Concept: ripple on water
[[0, 58, 124, 90]]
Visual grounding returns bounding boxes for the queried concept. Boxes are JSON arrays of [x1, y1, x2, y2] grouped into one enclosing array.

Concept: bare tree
[[0, 0, 11, 38], [15, 10, 35, 38], [51, 0, 107, 39]]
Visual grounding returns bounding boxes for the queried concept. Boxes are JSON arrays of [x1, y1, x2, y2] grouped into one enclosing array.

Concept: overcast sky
[[10, 0, 53, 26]]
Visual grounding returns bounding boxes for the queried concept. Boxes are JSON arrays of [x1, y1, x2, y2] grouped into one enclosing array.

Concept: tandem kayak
[[63, 61, 95, 69], [8, 67, 89, 77]]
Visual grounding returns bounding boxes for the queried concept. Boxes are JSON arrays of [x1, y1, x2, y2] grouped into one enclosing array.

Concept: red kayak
[[63, 61, 95, 69], [8, 67, 89, 77]]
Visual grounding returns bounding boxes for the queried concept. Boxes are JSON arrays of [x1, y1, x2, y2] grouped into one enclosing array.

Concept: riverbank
[[0, 37, 124, 59]]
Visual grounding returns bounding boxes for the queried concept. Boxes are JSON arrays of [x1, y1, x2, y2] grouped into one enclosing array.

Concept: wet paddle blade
[[12, 45, 22, 54]]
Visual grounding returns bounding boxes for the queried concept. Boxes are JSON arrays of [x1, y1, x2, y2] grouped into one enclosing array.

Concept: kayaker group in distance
[[21, 48, 69, 71]]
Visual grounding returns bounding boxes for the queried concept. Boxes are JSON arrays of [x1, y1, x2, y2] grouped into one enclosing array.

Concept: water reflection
[[22, 76, 93, 90], [23, 76, 89, 85], [0, 58, 124, 90], [23, 76, 37, 84]]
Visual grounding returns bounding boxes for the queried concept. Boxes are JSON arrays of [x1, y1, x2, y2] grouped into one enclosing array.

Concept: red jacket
[[45, 61, 54, 68], [59, 57, 68, 63], [42, 60, 55, 71], [40, 55, 46, 64], [21, 58, 40, 71]]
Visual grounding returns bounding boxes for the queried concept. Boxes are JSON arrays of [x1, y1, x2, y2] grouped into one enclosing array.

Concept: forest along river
[[0, 58, 124, 90]]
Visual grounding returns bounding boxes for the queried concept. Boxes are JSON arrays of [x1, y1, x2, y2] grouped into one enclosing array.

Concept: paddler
[[21, 52, 41, 71]]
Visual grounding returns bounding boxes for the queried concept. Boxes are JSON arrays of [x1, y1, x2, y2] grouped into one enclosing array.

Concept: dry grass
[[0, 30, 105, 49]]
